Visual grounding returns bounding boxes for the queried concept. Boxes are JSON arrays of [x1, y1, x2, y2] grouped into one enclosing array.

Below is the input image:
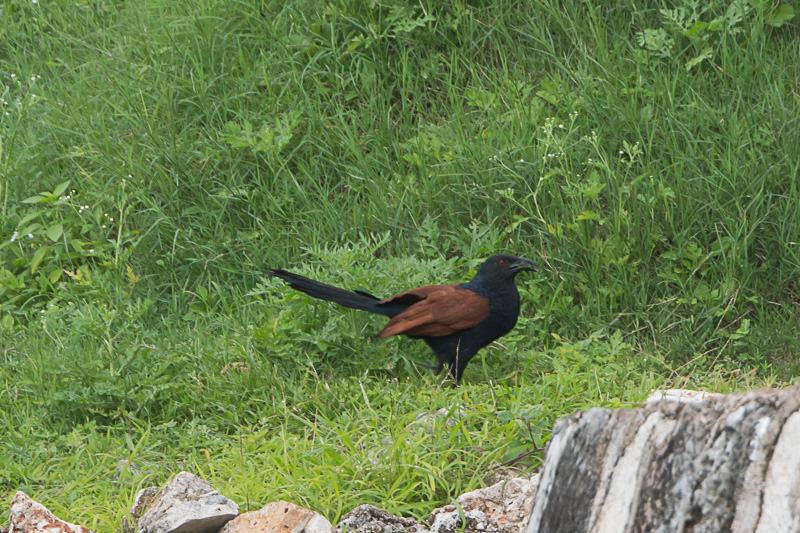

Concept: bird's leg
[[455, 337, 460, 374], [450, 337, 462, 385], [527, 420, 545, 452]]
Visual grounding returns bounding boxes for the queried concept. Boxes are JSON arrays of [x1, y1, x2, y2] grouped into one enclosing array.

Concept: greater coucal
[[268, 254, 536, 383]]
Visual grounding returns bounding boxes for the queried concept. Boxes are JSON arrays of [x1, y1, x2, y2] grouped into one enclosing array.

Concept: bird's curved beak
[[511, 257, 537, 273]]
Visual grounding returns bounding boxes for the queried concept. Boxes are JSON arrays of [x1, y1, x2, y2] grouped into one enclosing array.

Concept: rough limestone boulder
[[334, 476, 538, 533], [136, 471, 239, 533], [8, 491, 92, 533], [430, 476, 539, 533], [219, 501, 331, 533], [122, 486, 160, 533], [526, 383, 800, 533], [334, 504, 428, 533]]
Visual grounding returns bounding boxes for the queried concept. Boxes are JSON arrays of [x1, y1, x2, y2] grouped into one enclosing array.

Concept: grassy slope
[[1, 0, 798, 528]]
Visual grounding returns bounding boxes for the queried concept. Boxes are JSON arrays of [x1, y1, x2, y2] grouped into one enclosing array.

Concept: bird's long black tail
[[268, 269, 390, 315]]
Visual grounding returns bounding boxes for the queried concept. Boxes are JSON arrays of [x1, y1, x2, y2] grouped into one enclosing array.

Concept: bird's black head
[[476, 254, 537, 280]]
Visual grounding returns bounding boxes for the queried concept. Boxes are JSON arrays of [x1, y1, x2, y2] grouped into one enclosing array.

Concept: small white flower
[[27, 234, 33, 239], [559, 124, 564, 128], [518, 159, 524, 163], [89, 249, 95, 254], [619, 151, 624, 154], [102, 225, 107, 229], [110, 218, 114, 222], [10, 231, 18, 242]]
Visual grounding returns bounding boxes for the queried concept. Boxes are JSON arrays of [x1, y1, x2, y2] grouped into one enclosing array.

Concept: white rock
[[646, 388, 722, 404], [429, 476, 540, 533], [754, 410, 800, 533]]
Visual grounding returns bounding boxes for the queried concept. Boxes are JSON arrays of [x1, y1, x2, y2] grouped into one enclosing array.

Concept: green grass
[[1, 0, 798, 528]]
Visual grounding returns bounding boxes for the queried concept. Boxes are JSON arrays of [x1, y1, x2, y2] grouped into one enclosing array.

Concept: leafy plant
[[636, 0, 795, 70], [221, 111, 303, 164], [0, 179, 137, 313]]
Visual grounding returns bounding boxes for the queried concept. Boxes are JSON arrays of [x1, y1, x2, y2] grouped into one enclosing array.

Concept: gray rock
[[334, 504, 428, 533], [526, 383, 800, 533], [123, 486, 160, 533], [9, 491, 92, 533], [220, 500, 331, 533], [137, 471, 238, 533]]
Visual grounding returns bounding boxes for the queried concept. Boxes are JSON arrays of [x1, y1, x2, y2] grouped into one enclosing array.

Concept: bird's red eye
[[499, 260, 507, 267]]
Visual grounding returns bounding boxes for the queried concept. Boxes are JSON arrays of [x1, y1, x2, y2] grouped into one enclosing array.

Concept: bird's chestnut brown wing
[[376, 285, 490, 338]]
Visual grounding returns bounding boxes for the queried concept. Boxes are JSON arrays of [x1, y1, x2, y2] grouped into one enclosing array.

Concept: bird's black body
[[269, 254, 535, 383]]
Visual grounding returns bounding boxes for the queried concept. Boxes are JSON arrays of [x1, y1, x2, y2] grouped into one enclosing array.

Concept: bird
[[268, 254, 536, 384]]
